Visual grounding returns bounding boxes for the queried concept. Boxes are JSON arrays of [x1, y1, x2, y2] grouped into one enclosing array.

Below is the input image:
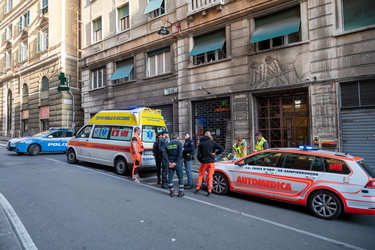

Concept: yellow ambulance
[[66, 108, 167, 175]]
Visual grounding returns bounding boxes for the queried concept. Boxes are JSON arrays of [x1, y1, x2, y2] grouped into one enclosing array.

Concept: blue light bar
[[299, 145, 319, 150]]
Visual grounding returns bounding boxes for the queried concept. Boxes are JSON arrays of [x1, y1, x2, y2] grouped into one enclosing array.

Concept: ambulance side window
[[281, 153, 314, 170], [109, 126, 133, 141], [244, 152, 282, 167], [76, 125, 93, 138], [323, 158, 351, 174], [92, 125, 110, 139]]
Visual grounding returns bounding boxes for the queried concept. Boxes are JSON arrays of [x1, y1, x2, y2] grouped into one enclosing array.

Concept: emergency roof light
[[299, 145, 319, 150]]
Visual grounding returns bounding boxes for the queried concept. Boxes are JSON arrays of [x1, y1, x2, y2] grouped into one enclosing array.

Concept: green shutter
[[250, 7, 301, 43], [110, 59, 134, 80], [343, 0, 375, 31], [144, 0, 163, 14], [148, 47, 170, 57], [189, 30, 226, 57], [119, 5, 129, 18], [93, 19, 102, 31], [37, 32, 41, 52]]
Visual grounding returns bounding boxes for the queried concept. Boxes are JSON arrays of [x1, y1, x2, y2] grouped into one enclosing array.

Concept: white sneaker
[[133, 178, 140, 183]]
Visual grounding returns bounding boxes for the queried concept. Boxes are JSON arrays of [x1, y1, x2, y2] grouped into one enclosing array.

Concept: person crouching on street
[[195, 134, 224, 197], [164, 132, 184, 197]]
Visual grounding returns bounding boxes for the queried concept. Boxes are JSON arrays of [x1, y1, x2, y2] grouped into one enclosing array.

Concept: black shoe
[[207, 192, 212, 197], [169, 191, 175, 197], [194, 189, 199, 194], [161, 184, 169, 189], [184, 185, 193, 189], [178, 191, 185, 197]]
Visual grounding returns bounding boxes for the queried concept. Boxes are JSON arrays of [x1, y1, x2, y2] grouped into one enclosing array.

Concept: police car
[[6, 128, 74, 156], [211, 146, 375, 220]]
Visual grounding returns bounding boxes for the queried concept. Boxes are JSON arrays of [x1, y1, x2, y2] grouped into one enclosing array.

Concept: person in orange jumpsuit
[[195, 133, 224, 197], [130, 127, 144, 183]]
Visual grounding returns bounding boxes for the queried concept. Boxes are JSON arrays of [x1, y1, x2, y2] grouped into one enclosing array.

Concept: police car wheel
[[28, 144, 40, 156], [67, 149, 78, 164], [212, 172, 229, 195], [115, 157, 128, 176], [308, 190, 342, 220]]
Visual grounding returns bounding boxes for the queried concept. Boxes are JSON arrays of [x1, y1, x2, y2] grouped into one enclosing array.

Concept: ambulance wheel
[[67, 149, 78, 164], [308, 190, 342, 220], [212, 172, 229, 195], [115, 157, 128, 176], [28, 144, 40, 156]]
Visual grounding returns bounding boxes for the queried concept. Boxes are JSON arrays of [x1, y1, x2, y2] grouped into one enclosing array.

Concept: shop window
[[147, 47, 171, 77], [91, 67, 106, 89], [190, 29, 226, 65], [250, 7, 301, 51], [342, 0, 375, 31], [118, 4, 130, 32]]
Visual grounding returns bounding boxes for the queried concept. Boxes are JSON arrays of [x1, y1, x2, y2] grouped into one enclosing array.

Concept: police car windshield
[[357, 160, 375, 178], [32, 130, 52, 137]]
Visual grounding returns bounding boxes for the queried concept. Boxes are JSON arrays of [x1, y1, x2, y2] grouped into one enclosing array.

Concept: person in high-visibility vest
[[130, 127, 144, 183], [233, 136, 247, 158], [253, 132, 269, 152]]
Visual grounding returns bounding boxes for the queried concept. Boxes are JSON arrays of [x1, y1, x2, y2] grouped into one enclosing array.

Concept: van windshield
[[142, 125, 167, 143]]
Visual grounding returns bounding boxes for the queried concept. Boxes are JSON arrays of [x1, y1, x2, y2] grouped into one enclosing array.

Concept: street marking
[[70, 164, 365, 250], [0, 193, 38, 250], [45, 158, 62, 163]]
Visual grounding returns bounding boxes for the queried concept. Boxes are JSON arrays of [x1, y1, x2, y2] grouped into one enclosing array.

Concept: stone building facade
[[79, 0, 375, 165], [0, 0, 83, 137]]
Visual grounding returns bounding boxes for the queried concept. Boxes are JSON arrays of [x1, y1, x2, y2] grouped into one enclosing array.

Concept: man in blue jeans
[[182, 131, 194, 189]]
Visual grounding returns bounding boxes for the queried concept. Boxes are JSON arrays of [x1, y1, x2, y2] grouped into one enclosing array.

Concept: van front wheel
[[115, 157, 128, 176]]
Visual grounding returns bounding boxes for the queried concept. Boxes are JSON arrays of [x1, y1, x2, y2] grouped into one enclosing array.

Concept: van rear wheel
[[115, 157, 128, 175]]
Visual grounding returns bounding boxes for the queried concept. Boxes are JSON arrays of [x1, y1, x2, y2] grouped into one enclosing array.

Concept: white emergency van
[[66, 108, 167, 175]]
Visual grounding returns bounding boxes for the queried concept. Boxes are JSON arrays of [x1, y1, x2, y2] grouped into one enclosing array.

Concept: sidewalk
[[0, 194, 24, 250]]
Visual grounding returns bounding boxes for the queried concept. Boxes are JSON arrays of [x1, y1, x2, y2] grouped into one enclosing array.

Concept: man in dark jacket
[[152, 132, 163, 184], [195, 134, 224, 197], [182, 131, 194, 189], [160, 131, 169, 188], [164, 132, 184, 197]]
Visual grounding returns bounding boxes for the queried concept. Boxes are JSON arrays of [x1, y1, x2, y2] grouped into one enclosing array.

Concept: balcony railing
[[188, 0, 224, 15]]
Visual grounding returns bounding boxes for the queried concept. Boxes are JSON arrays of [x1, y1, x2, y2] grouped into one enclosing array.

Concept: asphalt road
[[0, 142, 374, 250]]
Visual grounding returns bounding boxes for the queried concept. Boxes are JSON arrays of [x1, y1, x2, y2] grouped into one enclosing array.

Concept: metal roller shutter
[[151, 105, 173, 133], [341, 108, 375, 167]]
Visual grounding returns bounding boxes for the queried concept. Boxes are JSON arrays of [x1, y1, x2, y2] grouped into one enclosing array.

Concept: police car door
[[231, 151, 282, 197], [42, 131, 65, 152], [273, 152, 324, 201]]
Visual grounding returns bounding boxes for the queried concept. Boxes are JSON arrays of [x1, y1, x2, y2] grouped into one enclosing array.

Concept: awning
[[110, 60, 134, 81], [189, 30, 226, 57], [144, 0, 163, 14], [250, 7, 301, 43]]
